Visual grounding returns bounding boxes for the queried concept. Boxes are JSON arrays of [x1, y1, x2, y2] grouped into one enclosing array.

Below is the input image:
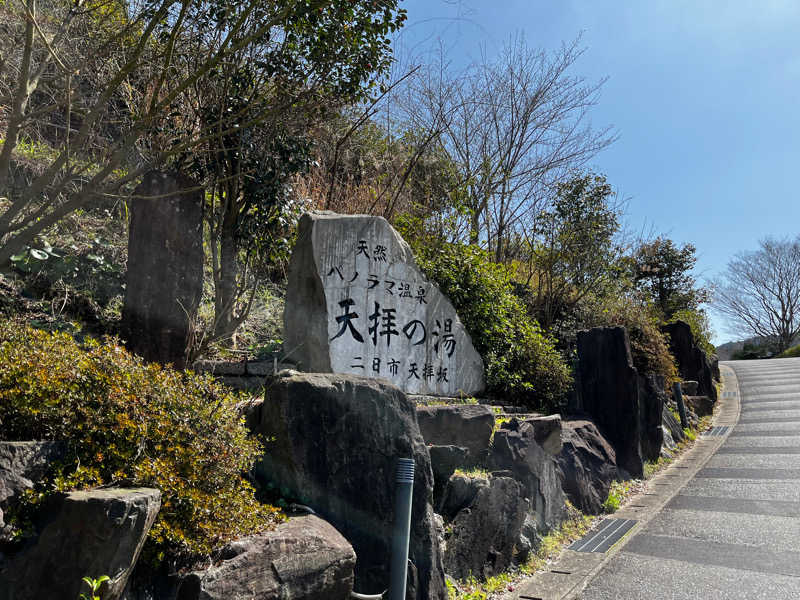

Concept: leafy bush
[[778, 344, 800, 359], [413, 242, 571, 411], [0, 320, 279, 563], [588, 293, 677, 384]]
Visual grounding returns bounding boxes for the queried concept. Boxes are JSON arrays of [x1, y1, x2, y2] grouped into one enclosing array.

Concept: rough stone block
[[576, 326, 644, 478], [416, 404, 495, 465], [442, 476, 528, 581], [0, 441, 65, 507], [557, 419, 618, 515], [122, 171, 203, 369], [175, 515, 355, 600], [0, 488, 161, 600], [638, 374, 666, 462], [284, 212, 484, 396], [489, 418, 566, 533], [428, 445, 469, 506], [192, 360, 246, 376], [526, 414, 563, 456], [249, 371, 447, 600]]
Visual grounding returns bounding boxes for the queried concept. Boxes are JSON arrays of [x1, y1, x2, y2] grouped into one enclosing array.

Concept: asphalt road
[[578, 357, 800, 600]]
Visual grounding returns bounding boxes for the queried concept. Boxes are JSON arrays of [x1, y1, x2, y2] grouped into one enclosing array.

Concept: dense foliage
[[0, 320, 278, 562], [587, 293, 678, 384], [520, 172, 623, 334], [412, 241, 572, 411], [631, 237, 709, 320]]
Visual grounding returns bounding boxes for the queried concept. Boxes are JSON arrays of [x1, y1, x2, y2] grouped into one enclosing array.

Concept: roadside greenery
[[412, 240, 572, 411], [0, 320, 279, 564]]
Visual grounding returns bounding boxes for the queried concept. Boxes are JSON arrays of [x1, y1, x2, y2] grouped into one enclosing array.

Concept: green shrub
[[777, 344, 800, 358], [0, 320, 280, 563], [602, 480, 633, 513], [588, 293, 677, 384], [413, 242, 571, 411], [669, 309, 715, 358]]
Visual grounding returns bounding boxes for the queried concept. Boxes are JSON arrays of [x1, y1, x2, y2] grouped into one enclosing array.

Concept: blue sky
[[394, 1, 800, 343]]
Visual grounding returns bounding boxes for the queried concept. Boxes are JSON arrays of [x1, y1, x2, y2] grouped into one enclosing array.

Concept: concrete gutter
[[512, 365, 741, 600]]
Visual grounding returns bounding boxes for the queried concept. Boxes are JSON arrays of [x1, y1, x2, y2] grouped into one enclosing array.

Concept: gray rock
[[249, 371, 447, 600], [438, 474, 486, 520], [246, 360, 292, 376], [526, 415, 563, 456], [576, 327, 644, 478], [661, 425, 677, 458], [0, 487, 161, 600], [662, 404, 686, 443], [284, 212, 484, 396], [489, 419, 566, 533], [192, 360, 247, 376], [218, 375, 267, 391], [175, 515, 355, 600], [416, 405, 495, 465], [122, 171, 203, 369], [442, 476, 528, 581], [428, 446, 469, 506], [684, 395, 714, 417], [710, 356, 720, 382], [0, 441, 65, 507], [662, 321, 717, 402], [680, 380, 699, 396], [638, 374, 666, 462], [556, 420, 618, 515]]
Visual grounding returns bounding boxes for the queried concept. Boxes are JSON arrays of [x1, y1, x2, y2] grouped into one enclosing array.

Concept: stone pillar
[[576, 327, 644, 478], [122, 171, 203, 369]]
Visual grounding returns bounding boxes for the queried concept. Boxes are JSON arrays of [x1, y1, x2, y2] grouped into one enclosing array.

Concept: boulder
[[680, 381, 699, 396], [662, 404, 685, 443], [438, 474, 485, 520], [249, 371, 447, 600], [576, 327, 644, 478], [662, 321, 717, 402], [661, 425, 677, 458], [175, 515, 355, 600], [684, 395, 714, 417], [284, 212, 484, 396], [442, 476, 527, 581], [416, 405, 495, 465], [428, 445, 469, 506], [527, 415, 563, 456], [489, 419, 566, 533], [710, 356, 721, 382], [515, 513, 542, 563], [122, 171, 203, 369], [0, 441, 65, 507], [556, 420, 618, 515], [638, 374, 666, 462], [0, 488, 161, 600]]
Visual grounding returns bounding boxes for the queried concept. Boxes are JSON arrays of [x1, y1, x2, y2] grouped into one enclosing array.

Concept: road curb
[[513, 367, 741, 600]]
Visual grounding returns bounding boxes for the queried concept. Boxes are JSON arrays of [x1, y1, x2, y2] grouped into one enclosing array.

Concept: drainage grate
[[569, 518, 637, 553], [704, 426, 730, 436]]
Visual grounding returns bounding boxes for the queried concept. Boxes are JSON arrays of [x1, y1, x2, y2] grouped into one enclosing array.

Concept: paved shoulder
[[579, 358, 800, 600]]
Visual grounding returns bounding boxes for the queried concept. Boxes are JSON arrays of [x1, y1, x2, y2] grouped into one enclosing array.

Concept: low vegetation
[[412, 240, 573, 412], [601, 480, 635, 514], [0, 320, 280, 565]]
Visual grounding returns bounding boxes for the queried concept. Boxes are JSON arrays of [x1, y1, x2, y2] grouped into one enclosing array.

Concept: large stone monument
[[285, 212, 484, 396]]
